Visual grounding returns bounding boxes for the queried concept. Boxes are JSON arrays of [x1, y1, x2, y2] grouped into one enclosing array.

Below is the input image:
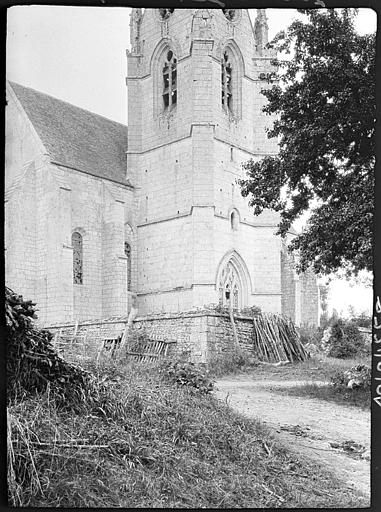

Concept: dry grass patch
[[8, 358, 368, 508], [250, 354, 371, 382], [270, 382, 370, 410]]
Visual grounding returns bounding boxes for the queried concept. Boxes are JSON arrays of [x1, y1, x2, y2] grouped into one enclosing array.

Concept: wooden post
[[118, 295, 138, 354], [228, 293, 239, 347]]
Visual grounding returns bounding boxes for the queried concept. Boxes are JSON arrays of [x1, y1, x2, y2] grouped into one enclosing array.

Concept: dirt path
[[214, 377, 370, 501]]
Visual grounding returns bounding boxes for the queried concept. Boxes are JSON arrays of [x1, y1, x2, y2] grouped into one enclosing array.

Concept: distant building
[[5, 9, 319, 341]]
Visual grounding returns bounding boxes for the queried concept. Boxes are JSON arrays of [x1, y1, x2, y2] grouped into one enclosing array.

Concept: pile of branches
[[6, 287, 94, 408], [252, 314, 309, 363]]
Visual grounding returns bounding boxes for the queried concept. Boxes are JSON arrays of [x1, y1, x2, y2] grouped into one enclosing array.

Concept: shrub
[[321, 319, 365, 359], [6, 286, 96, 409], [331, 364, 371, 390], [208, 347, 260, 377], [299, 326, 323, 347], [159, 359, 214, 394], [348, 312, 372, 329]]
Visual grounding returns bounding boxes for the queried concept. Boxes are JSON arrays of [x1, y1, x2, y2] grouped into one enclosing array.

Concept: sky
[[6, 6, 376, 317]]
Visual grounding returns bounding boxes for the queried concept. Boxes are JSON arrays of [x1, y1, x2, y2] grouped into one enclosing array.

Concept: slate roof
[[9, 81, 129, 185]]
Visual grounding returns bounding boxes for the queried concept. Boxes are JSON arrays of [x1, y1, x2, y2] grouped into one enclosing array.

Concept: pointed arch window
[[218, 260, 242, 309], [72, 232, 83, 285], [124, 242, 132, 291], [163, 50, 177, 110], [221, 51, 232, 111]]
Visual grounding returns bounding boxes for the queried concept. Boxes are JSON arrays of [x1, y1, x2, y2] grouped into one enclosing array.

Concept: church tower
[[126, 8, 282, 315]]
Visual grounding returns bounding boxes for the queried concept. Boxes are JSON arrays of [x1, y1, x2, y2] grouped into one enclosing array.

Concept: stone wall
[[281, 249, 296, 322], [301, 269, 320, 326], [128, 8, 283, 317], [47, 309, 258, 363], [131, 309, 257, 362]]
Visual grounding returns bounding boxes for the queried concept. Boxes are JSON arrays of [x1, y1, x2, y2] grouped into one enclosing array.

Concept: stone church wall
[[301, 270, 320, 326], [281, 249, 296, 322], [128, 9, 285, 317], [5, 86, 45, 305], [5, 163, 38, 302], [48, 166, 135, 325]]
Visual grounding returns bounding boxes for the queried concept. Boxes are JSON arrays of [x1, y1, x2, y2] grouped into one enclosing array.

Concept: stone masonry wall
[[301, 269, 320, 326], [48, 310, 258, 363], [281, 249, 296, 322], [133, 310, 257, 362], [128, 9, 284, 317]]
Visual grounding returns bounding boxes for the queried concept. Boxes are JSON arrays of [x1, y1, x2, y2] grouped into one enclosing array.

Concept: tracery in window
[[218, 261, 241, 309], [159, 8, 174, 20], [124, 242, 131, 291], [163, 50, 177, 110], [221, 52, 232, 111], [72, 232, 83, 285]]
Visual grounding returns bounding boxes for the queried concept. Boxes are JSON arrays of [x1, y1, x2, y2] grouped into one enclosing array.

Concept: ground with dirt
[[214, 374, 370, 503]]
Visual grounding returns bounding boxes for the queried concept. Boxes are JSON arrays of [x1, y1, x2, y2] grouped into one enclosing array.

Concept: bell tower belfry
[[126, 9, 282, 315]]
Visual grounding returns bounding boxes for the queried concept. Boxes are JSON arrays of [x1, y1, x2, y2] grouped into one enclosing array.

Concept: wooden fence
[[52, 321, 175, 364]]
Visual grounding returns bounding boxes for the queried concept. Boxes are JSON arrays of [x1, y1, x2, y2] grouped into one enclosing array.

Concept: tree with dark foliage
[[239, 9, 375, 276]]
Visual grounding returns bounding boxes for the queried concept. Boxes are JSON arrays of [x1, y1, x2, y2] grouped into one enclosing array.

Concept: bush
[[331, 364, 371, 390], [208, 347, 260, 377], [321, 319, 365, 359], [348, 312, 372, 329], [299, 326, 323, 347], [159, 359, 214, 394], [6, 286, 96, 409]]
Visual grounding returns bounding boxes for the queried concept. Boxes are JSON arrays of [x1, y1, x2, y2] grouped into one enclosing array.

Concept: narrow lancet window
[[221, 52, 232, 111], [72, 232, 83, 284], [163, 50, 177, 110], [125, 242, 131, 291]]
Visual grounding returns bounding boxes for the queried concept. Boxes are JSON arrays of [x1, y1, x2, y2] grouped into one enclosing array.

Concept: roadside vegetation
[[272, 379, 370, 411], [9, 358, 368, 508], [7, 287, 367, 508], [209, 317, 371, 411], [245, 320, 370, 410]]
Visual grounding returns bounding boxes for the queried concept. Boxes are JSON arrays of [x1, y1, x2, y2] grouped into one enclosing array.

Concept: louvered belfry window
[[163, 50, 177, 109], [221, 52, 232, 111], [72, 232, 83, 284]]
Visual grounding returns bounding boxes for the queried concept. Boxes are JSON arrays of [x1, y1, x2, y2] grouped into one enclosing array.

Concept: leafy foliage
[[6, 286, 95, 408], [321, 319, 365, 359], [208, 347, 260, 377], [299, 325, 324, 347], [348, 311, 372, 329], [239, 9, 375, 276], [159, 359, 214, 394], [331, 364, 371, 390]]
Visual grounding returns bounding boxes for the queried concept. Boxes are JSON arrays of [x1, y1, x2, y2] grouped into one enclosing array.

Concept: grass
[[8, 357, 367, 508], [250, 354, 371, 382], [267, 382, 370, 410], [213, 352, 371, 410]]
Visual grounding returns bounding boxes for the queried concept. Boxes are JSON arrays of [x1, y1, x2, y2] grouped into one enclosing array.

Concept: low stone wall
[[134, 309, 257, 362], [46, 317, 129, 361], [47, 317, 128, 339], [46, 309, 258, 363], [205, 313, 255, 358]]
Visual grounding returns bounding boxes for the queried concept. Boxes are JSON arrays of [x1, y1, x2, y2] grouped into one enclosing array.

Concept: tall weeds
[[8, 359, 367, 508]]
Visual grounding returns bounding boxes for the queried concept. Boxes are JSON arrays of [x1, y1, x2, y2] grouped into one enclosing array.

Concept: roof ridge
[[8, 80, 127, 128]]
